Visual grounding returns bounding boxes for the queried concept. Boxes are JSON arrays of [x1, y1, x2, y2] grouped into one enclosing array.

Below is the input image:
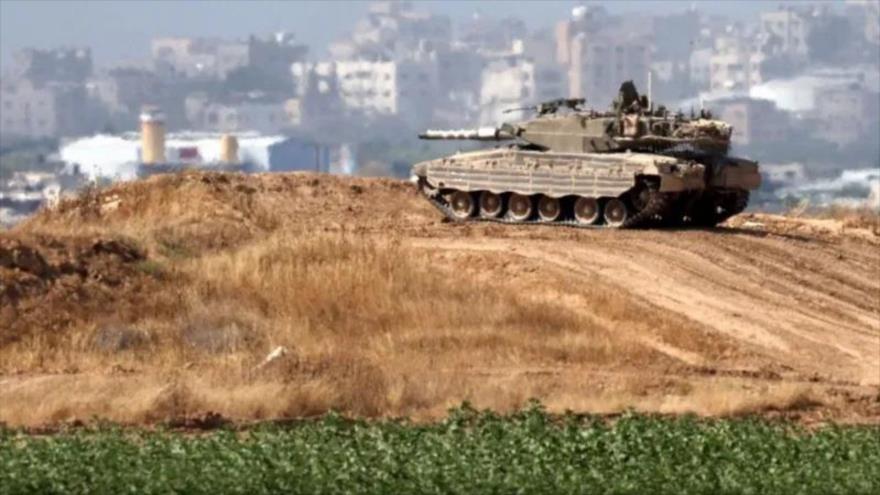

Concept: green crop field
[[2, 404, 878, 495]]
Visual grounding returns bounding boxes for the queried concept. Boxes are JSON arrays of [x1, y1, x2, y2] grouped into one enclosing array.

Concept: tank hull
[[412, 148, 759, 229]]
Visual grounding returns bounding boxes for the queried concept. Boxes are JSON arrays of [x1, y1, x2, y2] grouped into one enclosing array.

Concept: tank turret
[[411, 81, 760, 229], [420, 83, 733, 155]]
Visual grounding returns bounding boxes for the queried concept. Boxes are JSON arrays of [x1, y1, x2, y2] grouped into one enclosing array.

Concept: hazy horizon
[[1, 0, 775, 70]]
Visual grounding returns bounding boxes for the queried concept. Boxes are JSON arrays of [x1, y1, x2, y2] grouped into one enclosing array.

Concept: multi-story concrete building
[[523, 30, 567, 101], [336, 59, 438, 124], [85, 68, 194, 131], [250, 33, 309, 77], [12, 48, 93, 84], [87, 68, 163, 115], [291, 61, 345, 122], [330, 1, 451, 60], [689, 47, 713, 91], [813, 84, 880, 145], [480, 56, 535, 125], [555, 6, 649, 105], [0, 79, 92, 139], [152, 37, 225, 79], [199, 99, 296, 134], [151, 33, 307, 80], [566, 33, 649, 105], [759, 8, 810, 58], [709, 36, 764, 92], [434, 47, 482, 125], [712, 97, 790, 146]]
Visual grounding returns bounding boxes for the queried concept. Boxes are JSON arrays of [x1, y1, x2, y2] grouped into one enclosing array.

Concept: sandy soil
[[1, 172, 878, 426]]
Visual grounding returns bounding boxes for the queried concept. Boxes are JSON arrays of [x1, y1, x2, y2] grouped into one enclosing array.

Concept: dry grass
[[819, 205, 880, 231], [782, 204, 880, 234], [3, 171, 871, 426], [1, 227, 664, 425]]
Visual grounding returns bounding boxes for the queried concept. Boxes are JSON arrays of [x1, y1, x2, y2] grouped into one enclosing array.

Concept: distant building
[[434, 47, 483, 123], [759, 8, 811, 58], [749, 67, 880, 112], [689, 48, 713, 91], [59, 132, 337, 181], [329, 1, 451, 60], [290, 62, 345, 123], [812, 84, 880, 145], [151, 33, 307, 80], [248, 32, 309, 80], [524, 31, 568, 101], [556, 6, 649, 105], [567, 33, 649, 105], [0, 79, 93, 139], [87, 68, 162, 115], [152, 37, 224, 79], [709, 36, 764, 92], [200, 98, 298, 134], [480, 56, 535, 125], [458, 14, 527, 53], [712, 97, 790, 146], [12, 47, 93, 84], [294, 59, 437, 125]]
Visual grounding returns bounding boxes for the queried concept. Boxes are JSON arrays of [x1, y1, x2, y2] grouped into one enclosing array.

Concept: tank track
[[687, 190, 750, 227], [418, 182, 674, 229], [714, 190, 750, 224]]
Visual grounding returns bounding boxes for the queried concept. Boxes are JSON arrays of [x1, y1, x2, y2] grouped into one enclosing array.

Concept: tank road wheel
[[449, 191, 475, 220], [478, 191, 503, 218], [507, 193, 533, 221], [537, 195, 561, 222], [573, 197, 600, 225], [603, 198, 629, 227]]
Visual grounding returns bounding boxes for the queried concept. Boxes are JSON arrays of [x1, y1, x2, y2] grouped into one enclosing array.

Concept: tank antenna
[[647, 71, 653, 113]]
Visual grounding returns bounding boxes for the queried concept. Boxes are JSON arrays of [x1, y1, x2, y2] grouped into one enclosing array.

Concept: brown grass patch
[[1, 223, 661, 424]]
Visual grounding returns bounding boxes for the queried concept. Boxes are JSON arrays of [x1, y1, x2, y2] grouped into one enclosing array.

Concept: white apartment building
[[336, 61, 398, 114], [709, 37, 764, 92], [480, 57, 535, 125], [334, 59, 437, 123]]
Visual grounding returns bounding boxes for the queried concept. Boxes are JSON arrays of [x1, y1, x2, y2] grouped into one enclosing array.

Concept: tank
[[411, 81, 761, 228]]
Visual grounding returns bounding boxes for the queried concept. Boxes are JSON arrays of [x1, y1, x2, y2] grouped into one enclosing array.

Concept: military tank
[[411, 81, 760, 228]]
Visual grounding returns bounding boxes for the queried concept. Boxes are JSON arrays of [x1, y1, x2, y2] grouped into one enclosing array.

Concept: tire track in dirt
[[408, 223, 880, 387]]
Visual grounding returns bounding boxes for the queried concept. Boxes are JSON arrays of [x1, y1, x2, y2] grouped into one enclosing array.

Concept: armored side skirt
[[414, 149, 705, 199]]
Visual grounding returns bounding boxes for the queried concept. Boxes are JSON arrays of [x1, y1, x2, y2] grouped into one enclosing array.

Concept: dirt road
[[408, 223, 879, 384]]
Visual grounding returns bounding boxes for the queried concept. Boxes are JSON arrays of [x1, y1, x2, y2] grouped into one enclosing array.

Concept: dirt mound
[[1, 171, 878, 426], [0, 234, 168, 346], [23, 172, 433, 253]]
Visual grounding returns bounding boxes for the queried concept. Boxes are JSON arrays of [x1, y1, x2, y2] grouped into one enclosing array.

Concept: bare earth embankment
[[1, 172, 878, 427]]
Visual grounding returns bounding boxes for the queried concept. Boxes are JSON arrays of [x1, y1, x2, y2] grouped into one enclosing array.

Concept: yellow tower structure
[[219, 134, 239, 164], [140, 107, 166, 165]]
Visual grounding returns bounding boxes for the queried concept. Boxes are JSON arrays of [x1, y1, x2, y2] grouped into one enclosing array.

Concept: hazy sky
[[0, 0, 777, 70]]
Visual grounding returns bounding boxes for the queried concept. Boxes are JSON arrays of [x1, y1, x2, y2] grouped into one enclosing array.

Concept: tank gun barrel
[[418, 127, 514, 141]]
